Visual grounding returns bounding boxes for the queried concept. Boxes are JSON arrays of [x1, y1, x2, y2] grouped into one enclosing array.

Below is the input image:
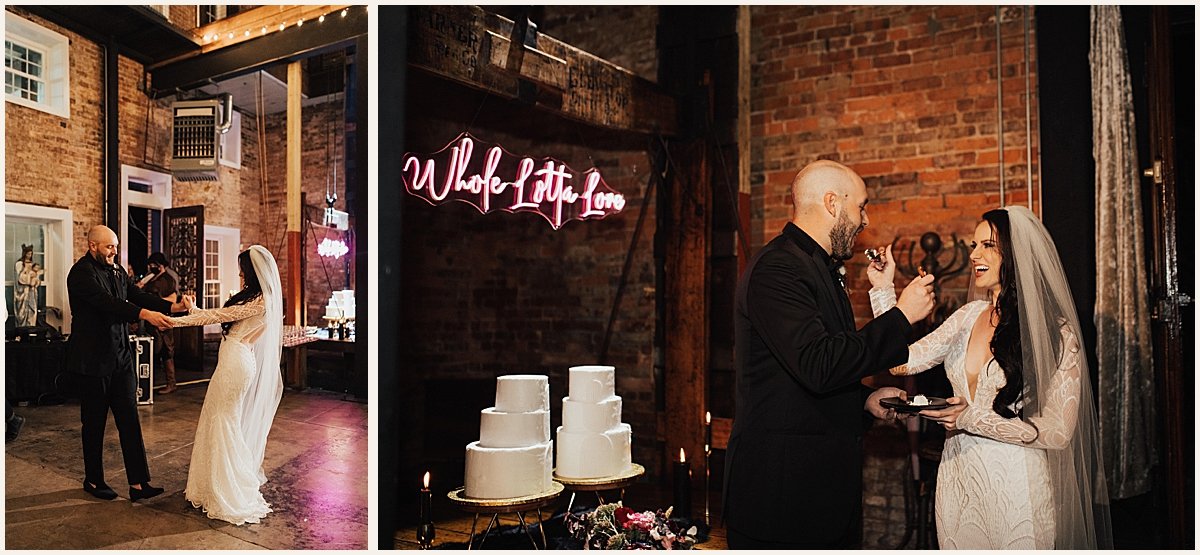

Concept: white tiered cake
[[324, 289, 356, 320], [555, 365, 632, 479], [464, 375, 554, 499]]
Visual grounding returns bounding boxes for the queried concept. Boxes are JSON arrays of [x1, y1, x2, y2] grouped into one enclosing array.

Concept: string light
[[202, 7, 362, 46]]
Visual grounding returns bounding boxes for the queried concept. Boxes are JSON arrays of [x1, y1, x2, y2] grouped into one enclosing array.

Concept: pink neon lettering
[[580, 172, 604, 217], [511, 157, 539, 209], [403, 156, 435, 193], [402, 132, 626, 229], [477, 146, 503, 211]]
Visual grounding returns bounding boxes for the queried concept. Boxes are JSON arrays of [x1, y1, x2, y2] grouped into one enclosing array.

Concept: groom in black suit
[[65, 226, 183, 501], [723, 160, 936, 548]]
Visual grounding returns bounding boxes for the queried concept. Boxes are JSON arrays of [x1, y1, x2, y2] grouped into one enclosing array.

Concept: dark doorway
[[125, 205, 162, 279]]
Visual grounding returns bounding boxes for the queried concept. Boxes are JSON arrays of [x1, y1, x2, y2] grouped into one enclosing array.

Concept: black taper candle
[[673, 448, 692, 521]]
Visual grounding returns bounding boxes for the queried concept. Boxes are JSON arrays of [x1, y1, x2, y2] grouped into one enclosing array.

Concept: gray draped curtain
[[1089, 5, 1156, 500]]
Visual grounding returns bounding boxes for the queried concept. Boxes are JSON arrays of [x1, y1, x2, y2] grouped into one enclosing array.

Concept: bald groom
[[722, 160, 936, 548], [65, 225, 184, 501]]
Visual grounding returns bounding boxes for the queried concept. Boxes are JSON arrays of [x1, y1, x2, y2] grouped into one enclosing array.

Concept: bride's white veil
[[1003, 206, 1112, 548], [244, 245, 284, 484]]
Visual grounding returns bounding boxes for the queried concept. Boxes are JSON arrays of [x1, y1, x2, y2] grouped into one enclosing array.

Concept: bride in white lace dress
[[866, 207, 1110, 549], [170, 245, 284, 525]]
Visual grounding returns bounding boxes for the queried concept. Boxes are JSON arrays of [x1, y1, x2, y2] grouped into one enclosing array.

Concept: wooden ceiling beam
[[408, 5, 678, 136]]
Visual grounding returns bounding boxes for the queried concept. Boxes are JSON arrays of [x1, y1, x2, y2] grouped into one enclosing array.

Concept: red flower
[[614, 506, 635, 527]]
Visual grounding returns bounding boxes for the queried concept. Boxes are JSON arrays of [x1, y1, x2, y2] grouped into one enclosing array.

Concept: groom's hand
[[140, 309, 174, 330], [865, 386, 908, 422]]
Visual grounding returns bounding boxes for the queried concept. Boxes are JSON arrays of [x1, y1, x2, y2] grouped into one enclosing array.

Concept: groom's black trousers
[[80, 367, 150, 485]]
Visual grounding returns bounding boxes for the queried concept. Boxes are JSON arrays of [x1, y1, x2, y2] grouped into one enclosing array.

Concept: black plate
[[880, 396, 949, 413]]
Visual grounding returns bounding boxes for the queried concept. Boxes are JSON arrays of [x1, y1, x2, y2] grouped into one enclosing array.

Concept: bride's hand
[[865, 244, 896, 289], [182, 295, 196, 311], [919, 396, 969, 430]]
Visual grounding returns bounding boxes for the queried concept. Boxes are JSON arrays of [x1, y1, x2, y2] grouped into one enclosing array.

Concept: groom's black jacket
[[65, 254, 172, 377], [723, 223, 912, 545]]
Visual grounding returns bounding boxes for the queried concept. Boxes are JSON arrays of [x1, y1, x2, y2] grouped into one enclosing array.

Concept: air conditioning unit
[[170, 94, 233, 182]]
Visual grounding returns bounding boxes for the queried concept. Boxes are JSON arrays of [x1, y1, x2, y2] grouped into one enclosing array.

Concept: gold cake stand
[[447, 481, 564, 550], [553, 463, 645, 518]]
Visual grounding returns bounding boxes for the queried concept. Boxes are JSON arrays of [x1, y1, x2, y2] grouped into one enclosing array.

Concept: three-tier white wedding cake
[[554, 365, 632, 479], [464, 375, 554, 499]]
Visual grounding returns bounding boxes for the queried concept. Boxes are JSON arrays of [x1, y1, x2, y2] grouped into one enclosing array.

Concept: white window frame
[[5, 13, 70, 118], [119, 165, 173, 269], [219, 109, 242, 169], [4, 202, 73, 334], [197, 5, 228, 27], [151, 5, 171, 18], [203, 225, 240, 334]]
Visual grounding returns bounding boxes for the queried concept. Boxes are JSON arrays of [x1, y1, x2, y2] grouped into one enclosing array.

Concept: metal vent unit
[[170, 94, 233, 182]]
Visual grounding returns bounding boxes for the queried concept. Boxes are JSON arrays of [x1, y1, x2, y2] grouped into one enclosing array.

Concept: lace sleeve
[[169, 300, 265, 327], [956, 323, 1082, 450], [888, 301, 981, 376]]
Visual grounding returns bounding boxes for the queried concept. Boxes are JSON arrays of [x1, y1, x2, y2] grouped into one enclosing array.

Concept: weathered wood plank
[[408, 5, 677, 136]]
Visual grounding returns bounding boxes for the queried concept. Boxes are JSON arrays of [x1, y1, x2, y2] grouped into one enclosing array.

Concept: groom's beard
[[829, 210, 862, 260]]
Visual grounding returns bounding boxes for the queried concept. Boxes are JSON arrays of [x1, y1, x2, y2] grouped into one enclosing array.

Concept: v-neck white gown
[[871, 296, 1085, 549]]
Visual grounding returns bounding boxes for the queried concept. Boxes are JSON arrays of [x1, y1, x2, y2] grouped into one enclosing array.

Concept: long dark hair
[[222, 250, 262, 334], [982, 209, 1024, 418]]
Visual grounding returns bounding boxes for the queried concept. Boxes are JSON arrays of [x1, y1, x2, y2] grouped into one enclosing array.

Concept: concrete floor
[[5, 385, 367, 549]]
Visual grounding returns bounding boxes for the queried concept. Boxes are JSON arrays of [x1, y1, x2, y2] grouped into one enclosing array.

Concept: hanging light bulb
[[319, 14, 326, 23], [244, 29, 250, 37], [279, 22, 286, 32], [261, 26, 267, 35], [227, 31, 234, 40], [341, 8, 348, 18], [298, 18, 304, 27]]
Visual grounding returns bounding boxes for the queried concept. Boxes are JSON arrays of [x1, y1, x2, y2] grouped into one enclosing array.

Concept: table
[[446, 481, 564, 550], [553, 463, 645, 517]]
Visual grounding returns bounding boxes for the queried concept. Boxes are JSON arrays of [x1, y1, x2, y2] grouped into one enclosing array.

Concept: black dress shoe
[[83, 480, 118, 500], [129, 483, 164, 501]]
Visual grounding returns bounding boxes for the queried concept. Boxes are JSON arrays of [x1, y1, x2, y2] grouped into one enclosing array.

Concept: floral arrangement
[[566, 502, 698, 550]]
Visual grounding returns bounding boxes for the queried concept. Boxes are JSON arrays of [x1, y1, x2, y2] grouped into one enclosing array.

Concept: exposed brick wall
[[5, 7, 277, 288], [750, 5, 1040, 325], [260, 100, 354, 324], [402, 100, 659, 479], [5, 8, 106, 257]]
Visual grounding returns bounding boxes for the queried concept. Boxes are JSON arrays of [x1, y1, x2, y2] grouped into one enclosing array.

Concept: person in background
[[136, 252, 181, 394]]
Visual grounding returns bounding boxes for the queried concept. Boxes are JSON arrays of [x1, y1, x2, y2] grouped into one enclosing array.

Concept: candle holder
[[704, 444, 711, 527], [416, 523, 435, 549]]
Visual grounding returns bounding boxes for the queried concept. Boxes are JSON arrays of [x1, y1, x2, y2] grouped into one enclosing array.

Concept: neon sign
[[402, 132, 626, 230]]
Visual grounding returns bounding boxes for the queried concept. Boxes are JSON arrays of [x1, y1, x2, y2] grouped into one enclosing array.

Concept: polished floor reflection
[[5, 386, 367, 550]]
